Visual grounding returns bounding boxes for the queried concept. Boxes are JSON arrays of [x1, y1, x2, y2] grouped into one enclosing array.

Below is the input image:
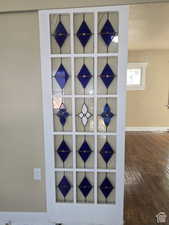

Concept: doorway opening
[[125, 2, 169, 225]]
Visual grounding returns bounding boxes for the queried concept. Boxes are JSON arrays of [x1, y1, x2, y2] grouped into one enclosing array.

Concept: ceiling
[[128, 2, 169, 50]]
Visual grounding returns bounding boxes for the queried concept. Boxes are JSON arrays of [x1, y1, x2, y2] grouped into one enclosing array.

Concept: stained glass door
[[39, 6, 128, 225]]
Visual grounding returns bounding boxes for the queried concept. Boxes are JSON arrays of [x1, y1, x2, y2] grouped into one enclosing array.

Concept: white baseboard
[[0, 212, 49, 225], [126, 127, 169, 132]]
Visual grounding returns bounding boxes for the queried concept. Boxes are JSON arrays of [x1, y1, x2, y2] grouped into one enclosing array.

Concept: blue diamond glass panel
[[56, 140, 71, 162], [77, 21, 92, 47], [100, 19, 116, 47], [78, 140, 92, 162], [100, 177, 114, 198], [58, 175, 71, 197], [78, 64, 92, 88], [79, 176, 92, 198], [55, 64, 69, 89], [54, 21, 68, 48], [100, 141, 114, 163], [100, 64, 116, 88]]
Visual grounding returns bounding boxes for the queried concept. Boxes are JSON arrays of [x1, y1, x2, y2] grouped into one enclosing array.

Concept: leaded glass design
[[77, 172, 94, 203], [55, 64, 69, 89], [100, 19, 116, 47], [100, 176, 114, 199], [100, 103, 114, 127], [78, 64, 92, 88], [76, 20, 92, 47], [56, 139, 71, 162], [78, 139, 92, 163], [58, 175, 71, 197], [55, 136, 73, 169], [78, 103, 92, 127], [49, 11, 120, 205], [100, 141, 114, 164], [79, 176, 92, 198], [100, 64, 116, 88], [50, 14, 70, 54], [54, 21, 68, 48], [98, 12, 119, 53], [56, 103, 70, 126]]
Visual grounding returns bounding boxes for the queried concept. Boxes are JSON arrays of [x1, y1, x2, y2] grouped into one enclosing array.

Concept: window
[[127, 63, 147, 90]]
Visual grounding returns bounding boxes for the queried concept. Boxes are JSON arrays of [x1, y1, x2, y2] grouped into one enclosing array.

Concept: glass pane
[[97, 57, 118, 95], [53, 97, 72, 132], [77, 172, 94, 203], [76, 98, 94, 132], [50, 14, 70, 54], [52, 57, 72, 95], [97, 135, 116, 169], [75, 57, 94, 95], [97, 173, 115, 204], [74, 13, 94, 54], [54, 135, 73, 168], [76, 135, 94, 169], [127, 68, 141, 85], [97, 98, 116, 132], [55, 172, 73, 202], [98, 12, 119, 53]]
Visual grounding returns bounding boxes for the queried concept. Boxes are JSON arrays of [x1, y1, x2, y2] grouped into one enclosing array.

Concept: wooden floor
[[124, 132, 169, 225]]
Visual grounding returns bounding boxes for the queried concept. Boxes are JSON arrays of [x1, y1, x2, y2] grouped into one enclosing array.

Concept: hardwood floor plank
[[124, 132, 169, 225]]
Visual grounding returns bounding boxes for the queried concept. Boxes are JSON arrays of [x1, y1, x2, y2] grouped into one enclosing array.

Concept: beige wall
[[0, 0, 167, 13], [126, 50, 169, 127], [0, 1, 168, 213], [0, 12, 46, 212]]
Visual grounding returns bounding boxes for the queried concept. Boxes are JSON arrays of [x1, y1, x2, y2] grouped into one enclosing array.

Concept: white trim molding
[[0, 212, 49, 225], [126, 127, 169, 132]]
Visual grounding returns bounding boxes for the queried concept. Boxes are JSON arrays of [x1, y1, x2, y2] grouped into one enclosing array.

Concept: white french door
[[39, 6, 128, 225]]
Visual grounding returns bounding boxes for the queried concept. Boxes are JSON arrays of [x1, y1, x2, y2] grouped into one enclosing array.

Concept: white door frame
[[39, 5, 128, 225]]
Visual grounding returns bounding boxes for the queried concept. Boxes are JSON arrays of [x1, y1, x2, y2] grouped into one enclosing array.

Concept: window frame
[[127, 62, 148, 91]]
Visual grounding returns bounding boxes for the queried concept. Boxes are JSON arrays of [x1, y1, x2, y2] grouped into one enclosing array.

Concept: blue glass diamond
[[100, 141, 114, 163], [54, 21, 68, 48], [78, 140, 92, 162], [77, 21, 92, 47], [79, 177, 92, 198], [100, 177, 113, 198], [78, 64, 92, 88], [58, 176, 71, 197], [56, 103, 69, 126], [100, 64, 115, 88], [57, 140, 71, 162], [55, 64, 69, 89], [100, 19, 116, 47], [101, 103, 114, 127]]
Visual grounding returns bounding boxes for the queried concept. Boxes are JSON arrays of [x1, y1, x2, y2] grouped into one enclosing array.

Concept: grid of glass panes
[[50, 11, 118, 204]]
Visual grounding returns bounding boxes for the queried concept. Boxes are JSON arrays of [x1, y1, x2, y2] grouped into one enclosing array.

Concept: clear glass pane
[[50, 14, 70, 54], [53, 97, 72, 132], [97, 173, 115, 204], [76, 98, 94, 132], [97, 57, 118, 95], [76, 135, 94, 169], [98, 12, 119, 53], [97, 98, 116, 132], [55, 172, 73, 202], [74, 13, 94, 54], [97, 135, 116, 169], [52, 58, 72, 95], [75, 57, 94, 95], [77, 172, 94, 203], [54, 135, 73, 168]]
